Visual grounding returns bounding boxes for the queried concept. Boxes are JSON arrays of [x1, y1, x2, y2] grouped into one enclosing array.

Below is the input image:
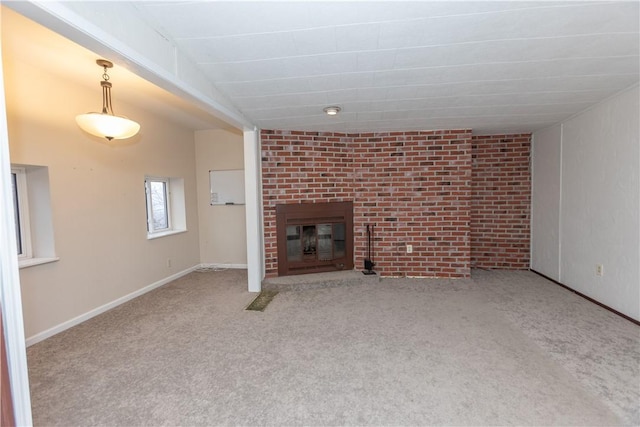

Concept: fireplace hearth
[[276, 201, 353, 276]]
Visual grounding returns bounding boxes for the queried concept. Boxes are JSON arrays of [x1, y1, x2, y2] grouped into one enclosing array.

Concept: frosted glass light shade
[[75, 112, 140, 140]]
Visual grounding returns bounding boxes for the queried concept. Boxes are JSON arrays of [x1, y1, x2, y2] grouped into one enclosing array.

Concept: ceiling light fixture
[[76, 59, 140, 141], [323, 106, 341, 116]]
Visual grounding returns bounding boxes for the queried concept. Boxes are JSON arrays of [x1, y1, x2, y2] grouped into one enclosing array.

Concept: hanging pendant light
[[76, 59, 140, 141]]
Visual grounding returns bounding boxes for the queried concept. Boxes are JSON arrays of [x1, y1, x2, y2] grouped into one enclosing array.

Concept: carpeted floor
[[26, 269, 639, 426]]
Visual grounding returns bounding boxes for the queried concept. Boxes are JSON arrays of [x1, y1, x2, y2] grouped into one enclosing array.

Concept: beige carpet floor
[[26, 269, 639, 426]]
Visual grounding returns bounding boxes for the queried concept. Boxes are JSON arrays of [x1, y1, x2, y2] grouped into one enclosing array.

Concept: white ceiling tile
[[378, 20, 429, 50], [376, 103, 591, 121], [202, 61, 283, 82], [357, 87, 389, 101], [139, 2, 318, 38], [317, 54, 359, 75], [133, 1, 640, 133], [281, 56, 326, 78], [373, 94, 598, 112], [217, 80, 284, 98], [377, 3, 639, 49], [276, 77, 314, 94], [356, 51, 397, 72], [357, 111, 384, 122], [334, 23, 380, 51], [371, 57, 639, 88], [340, 72, 376, 89], [256, 112, 358, 129], [179, 32, 297, 64], [292, 27, 337, 56], [239, 90, 365, 111], [306, 75, 343, 92], [325, 88, 360, 104], [393, 34, 640, 70]]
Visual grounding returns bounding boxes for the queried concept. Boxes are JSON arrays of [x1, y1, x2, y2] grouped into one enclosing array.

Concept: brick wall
[[261, 131, 355, 276], [261, 129, 472, 278], [471, 134, 531, 269]]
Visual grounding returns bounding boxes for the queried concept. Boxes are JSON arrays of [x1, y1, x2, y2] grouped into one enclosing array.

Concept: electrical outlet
[[167, 259, 172, 268], [406, 244, 413, 254], [596, 264, 604, 277]]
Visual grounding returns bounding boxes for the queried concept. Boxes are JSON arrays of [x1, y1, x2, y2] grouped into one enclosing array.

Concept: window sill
[[19, 257, 59, 269], [147, 229, 187, 240]]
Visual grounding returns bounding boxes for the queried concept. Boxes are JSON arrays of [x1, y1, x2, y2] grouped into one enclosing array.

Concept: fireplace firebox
[[276, 201, 353, 276]]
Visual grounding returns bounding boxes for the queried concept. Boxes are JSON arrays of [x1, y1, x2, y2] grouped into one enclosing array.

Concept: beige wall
[[4, 54, 201, 339], [195, 129, 247, 266]]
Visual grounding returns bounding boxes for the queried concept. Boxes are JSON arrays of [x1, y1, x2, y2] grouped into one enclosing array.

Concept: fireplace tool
[[362, 224, 377, 275]]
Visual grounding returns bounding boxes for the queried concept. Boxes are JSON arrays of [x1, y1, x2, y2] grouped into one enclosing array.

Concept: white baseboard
[[198, 263, 248, 269], [25, 265, 199, 347]]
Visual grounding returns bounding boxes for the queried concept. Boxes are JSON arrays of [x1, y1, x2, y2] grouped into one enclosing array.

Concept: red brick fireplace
[[261, 129, 480, 278], [261, 130, 531, 278]]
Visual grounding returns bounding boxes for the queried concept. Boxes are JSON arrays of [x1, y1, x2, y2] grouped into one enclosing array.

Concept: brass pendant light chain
[[102, 64, 110, 82], [100, 62, 114, 115]]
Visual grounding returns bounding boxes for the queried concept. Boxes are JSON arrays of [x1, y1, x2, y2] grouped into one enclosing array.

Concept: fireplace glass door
[[286, 223, 346, 263]]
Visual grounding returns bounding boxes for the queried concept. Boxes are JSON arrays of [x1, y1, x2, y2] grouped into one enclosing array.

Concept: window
[[11, 168, 31, 259], [10, 165, 58, 268], [145, 178, 170, 233], [145, 176, 187, 239]]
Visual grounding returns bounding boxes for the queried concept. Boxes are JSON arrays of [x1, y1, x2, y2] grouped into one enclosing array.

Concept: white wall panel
[[531, 124, 562, 280], [560, 86, 640, 319], [532, 85, 639, 320], [560, 85, 639, 319]]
